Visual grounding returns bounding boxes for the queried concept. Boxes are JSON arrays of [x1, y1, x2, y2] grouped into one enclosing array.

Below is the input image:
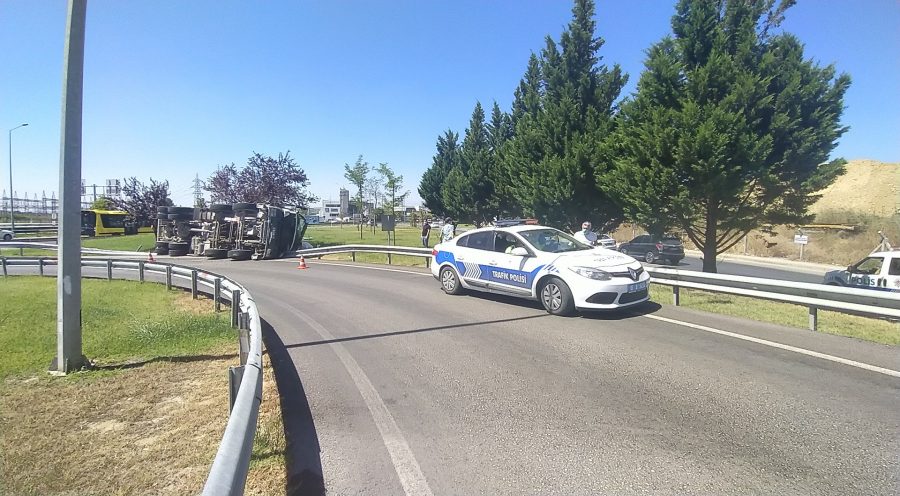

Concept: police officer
[[573, 221, 598, 245]]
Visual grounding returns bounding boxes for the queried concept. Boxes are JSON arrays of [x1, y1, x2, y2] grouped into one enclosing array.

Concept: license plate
[[627, 281, 648, 292]]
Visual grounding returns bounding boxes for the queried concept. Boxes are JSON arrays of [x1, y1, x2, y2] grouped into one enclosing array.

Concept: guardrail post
[[214, 278, 222, 312], [38, 258, 45, 277], [672, 285, 680, 306], [165, 265, 173, 290], [18, 247, 23, 256], [106, 259, 113, 281], [808, 305, 818, 331], [228, 365, 245, 413], [388, 253, 392, 265], [1, 257, 6, 277], [426, 257, 430, 268], [138, 261, 145, 283], [238, 313, 249, 366], [352, 251, 356, 262], [190, 270, 198, 299], [231, 289, 241, 328]]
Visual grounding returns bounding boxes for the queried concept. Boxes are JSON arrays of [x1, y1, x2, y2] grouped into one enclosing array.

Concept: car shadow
[[262, 318, 327, 496], [579, 300, 662, 320]]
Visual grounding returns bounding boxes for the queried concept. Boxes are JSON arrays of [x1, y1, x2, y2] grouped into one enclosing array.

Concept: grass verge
[[0, 276, 286, 495], [0, 233, 155, 257], [648, 284, 900, 345]]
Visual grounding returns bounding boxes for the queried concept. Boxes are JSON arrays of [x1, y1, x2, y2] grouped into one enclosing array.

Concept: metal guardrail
[[294, 244, 900, 330], [2, 257, 262, 496]]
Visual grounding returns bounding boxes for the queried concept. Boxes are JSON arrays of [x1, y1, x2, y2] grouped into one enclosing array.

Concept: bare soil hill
[[811, 159, 899, 218]]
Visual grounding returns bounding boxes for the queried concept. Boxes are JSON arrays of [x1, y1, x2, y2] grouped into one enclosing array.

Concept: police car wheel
[[440, 266, 463, 295], [540, 277, 575, 316]]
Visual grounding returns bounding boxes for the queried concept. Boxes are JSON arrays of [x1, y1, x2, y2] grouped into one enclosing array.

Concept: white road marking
[[642, 314, 900, 378], [268, 299, 434, 496]]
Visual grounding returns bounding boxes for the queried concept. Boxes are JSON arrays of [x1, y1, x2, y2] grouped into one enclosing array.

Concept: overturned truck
[[155, 203, 308, 261]]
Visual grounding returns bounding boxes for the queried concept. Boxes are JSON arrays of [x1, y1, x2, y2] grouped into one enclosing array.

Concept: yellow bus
[[81, 209, 154, 236]]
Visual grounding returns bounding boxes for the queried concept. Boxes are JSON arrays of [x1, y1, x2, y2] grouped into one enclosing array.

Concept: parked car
[[1, 229, 13, 241], [618, 234, 684, 265], [597, 233, 616, 249], [431, 225, 650, 315]]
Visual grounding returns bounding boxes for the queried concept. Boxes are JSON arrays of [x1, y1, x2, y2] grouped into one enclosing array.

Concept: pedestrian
[[421, 219, 432, 247], [573, 221, 598, 246], [440, 217, 455, 243]]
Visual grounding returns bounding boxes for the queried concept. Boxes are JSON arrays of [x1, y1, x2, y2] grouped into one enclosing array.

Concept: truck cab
[[823, 250, 900, 292]]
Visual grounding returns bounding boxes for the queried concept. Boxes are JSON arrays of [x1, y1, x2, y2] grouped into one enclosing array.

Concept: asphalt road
[[176, 257, 898, 496], [645, 254, 828, 284]]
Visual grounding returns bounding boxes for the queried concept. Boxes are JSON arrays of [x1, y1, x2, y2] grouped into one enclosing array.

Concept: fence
[[292, 244, 900, 330]]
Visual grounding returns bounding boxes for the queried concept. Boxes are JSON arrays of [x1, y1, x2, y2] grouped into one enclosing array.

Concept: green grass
[[0, 276, 235, 379], [0, 233, 155, 257], [649, 285, 900, 345], [305, 224, 429, 248]]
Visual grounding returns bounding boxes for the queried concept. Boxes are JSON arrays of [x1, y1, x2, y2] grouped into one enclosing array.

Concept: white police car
[[431, 225, 650, 315]]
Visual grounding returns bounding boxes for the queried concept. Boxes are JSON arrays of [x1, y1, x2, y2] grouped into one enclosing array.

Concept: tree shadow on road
[[284, 313, 550, 349], [262, 318, 326, 496], [579, 300, 662, 321]]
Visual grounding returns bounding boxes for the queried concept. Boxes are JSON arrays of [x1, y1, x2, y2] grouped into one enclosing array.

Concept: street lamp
[[8, 123, 28, 232]]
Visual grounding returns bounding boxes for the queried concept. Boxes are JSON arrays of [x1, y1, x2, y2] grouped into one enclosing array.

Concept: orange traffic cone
[[148, 251, 156, 262], [296, 255, 308, 270]]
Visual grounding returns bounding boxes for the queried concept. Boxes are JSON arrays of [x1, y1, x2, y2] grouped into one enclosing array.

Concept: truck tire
[[232, 202, 257, 212], [168, 242, 190, 257], [167, 213, 193, 221], [228, 249, 253, 261], [154, 241, 169, 255], [157, 206, 169, 213], [167, 206, 194, 215], [156, 213, 169, 219], [205, 248, 228, 259], [208, 203, 233, 212]]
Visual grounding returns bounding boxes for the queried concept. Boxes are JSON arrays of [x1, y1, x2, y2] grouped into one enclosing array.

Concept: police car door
[[487, 232, 544, 296], [453, 230, 495, 290], [847, 256, 885, 289]]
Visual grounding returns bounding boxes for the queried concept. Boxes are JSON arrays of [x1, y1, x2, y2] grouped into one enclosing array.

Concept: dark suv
[[618, 234, 684, 265]]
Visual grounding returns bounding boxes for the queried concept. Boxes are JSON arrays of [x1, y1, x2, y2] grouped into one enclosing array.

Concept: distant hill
[[811, 159, 900, 218]]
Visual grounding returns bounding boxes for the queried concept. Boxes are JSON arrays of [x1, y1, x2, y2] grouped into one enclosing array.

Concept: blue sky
[[1, 0, 898, 207]]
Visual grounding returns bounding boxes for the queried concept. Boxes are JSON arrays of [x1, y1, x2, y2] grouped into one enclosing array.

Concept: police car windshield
[[519, 228, 591, 253]]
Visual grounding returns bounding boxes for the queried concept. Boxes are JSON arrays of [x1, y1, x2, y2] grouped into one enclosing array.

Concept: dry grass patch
[[0, 344, 234, 495]]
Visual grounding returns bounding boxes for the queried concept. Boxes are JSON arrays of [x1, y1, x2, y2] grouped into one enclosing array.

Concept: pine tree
[[603, 0, 850, 272], [418, 130, 460, 217], [504, 0, 626, 230]]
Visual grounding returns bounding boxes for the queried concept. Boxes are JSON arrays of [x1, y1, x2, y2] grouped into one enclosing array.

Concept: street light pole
[[7, 123, 28, 232]]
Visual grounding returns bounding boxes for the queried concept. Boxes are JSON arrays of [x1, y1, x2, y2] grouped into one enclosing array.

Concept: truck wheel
[[209, 203, 232, 212], [167, 206, 194, 215], [228, 249, 253, 261], [232, 203, 257, 212], [205, 248, 228, 259], [154, 241, 169, 255], [167, 213, 193, 221], [168, 242, 190, 257]]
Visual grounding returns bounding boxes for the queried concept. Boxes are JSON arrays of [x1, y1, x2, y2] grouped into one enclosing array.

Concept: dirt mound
[[811, 159, 900, 218]]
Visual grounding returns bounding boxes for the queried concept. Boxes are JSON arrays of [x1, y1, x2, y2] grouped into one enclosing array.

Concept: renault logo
[[628, 267, 638, 281]]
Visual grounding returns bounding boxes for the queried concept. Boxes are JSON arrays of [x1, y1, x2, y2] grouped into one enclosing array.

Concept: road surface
[[186, 257, 899, 496]]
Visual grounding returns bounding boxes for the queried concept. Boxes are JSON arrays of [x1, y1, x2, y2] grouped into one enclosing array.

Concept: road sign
[[793, 235, 809, 245]]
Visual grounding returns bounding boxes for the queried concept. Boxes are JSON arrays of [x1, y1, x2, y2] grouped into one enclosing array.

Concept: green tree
[[603, 0, 850, 272], [487, 101, 516, 218], [376, 163, 409, 215], [460, 102, 496, 225], [504, 0, 626, 230], [344, 155, 369, 239], [418, 130, 460, 218], [89, 197, 113, 210]]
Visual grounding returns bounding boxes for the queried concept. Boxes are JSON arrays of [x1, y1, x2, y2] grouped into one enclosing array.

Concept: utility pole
[[192, 173, 203, 206], [53, 0, 88, 374]]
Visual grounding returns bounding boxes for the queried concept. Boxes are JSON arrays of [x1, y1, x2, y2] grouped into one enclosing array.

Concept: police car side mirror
[[510, 247, 530, 257]]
